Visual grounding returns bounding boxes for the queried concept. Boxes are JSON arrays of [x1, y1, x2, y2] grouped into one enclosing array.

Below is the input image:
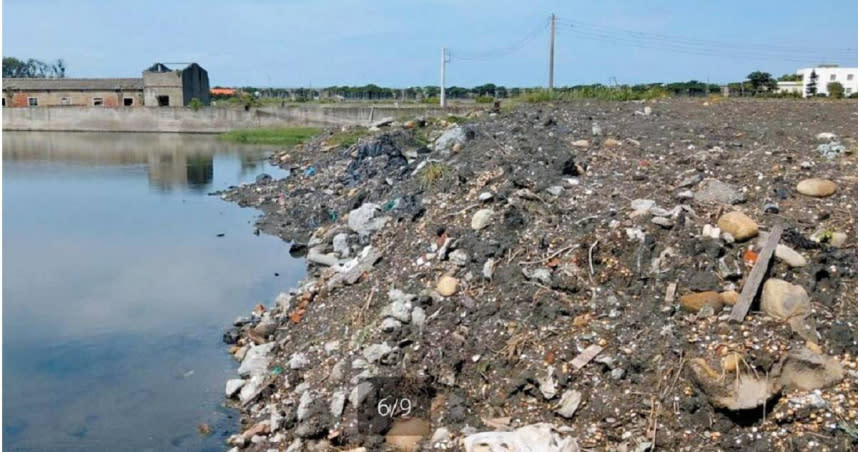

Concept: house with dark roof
[[1, 63, 209, 108]]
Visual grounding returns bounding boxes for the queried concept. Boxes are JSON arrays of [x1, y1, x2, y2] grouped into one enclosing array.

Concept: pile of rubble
[[220, 99, 857, 451]]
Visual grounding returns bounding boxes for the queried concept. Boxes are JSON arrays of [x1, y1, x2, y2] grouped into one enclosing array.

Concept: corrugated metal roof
[[2, 78, 144, 91]]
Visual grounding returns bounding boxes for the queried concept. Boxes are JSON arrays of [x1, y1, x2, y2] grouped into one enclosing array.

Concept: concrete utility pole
[[549, 14, 556, 91], [440, 47, 448, 108]]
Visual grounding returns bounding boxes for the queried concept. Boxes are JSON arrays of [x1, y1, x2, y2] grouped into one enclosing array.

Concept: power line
[[554, 17, 858, 62], [451, 18, 550, 61]]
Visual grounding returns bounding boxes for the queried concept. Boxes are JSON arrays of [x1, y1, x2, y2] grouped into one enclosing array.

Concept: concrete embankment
[[1, 104, 474, 133]]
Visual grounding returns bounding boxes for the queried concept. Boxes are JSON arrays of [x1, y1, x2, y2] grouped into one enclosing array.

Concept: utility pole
[[549, 13, 556, 91], [440, 47, 448, 108]]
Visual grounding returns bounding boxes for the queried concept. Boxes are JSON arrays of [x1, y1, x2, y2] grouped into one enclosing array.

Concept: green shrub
[[188, 97, 204, 111], [827, 82, 845, 99], [475, 96, 494, 104], [421, 97, 440, 104]]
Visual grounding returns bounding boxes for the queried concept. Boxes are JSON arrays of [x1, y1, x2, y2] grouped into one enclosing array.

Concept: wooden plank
[[729, 222, 784, 322]]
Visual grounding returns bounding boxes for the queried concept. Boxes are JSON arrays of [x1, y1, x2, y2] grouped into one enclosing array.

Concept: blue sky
[[3, 0, 857, 88]]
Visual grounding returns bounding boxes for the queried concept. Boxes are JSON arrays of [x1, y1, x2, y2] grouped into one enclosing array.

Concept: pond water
[[2, 132, 304, 451]]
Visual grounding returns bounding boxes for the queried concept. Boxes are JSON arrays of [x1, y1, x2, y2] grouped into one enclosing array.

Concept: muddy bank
[[219, 99, 858, 451]]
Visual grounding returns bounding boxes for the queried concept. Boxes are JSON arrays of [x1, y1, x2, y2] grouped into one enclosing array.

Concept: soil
[[220, 98, 858, 451]]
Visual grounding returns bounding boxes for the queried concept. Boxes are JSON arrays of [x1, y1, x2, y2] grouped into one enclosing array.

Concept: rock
[[554, 390, 582, 419], [255, 173, 272, 184], [463, 423, 579, 452], [538, 367, 558, 399], [651, 216, 674, 229], [689, 358, 780, 411], [363, 343, 393, 363], [430, 427, 451, 446], [289, 352, 310, 370], [223, 327, 240, 345], [238, 343, 276, 378], [411, 307, 426, 330], [694, 178, 746, 205], [275, 292, 292, 312], [449, 249, 469, 266], [630, 199, 656, 211], [385, 417, 431, 450], [225, 379, 246, 398], [830, 232, 847, 247], [252, 318, 277, 339], [347, 203, 389, 236], [471, 209, 494, 230], [380, 317, 402, 333], [546, 185, 564, 196], [817, 142, 847, 159], [719, 290, 740, 306], [763, 202, 780, 214], [297, 391, 314, 422], [774, 244, 807, 267], [679, 291, 724, 313], [239, 375, 266, 404], [796, 178, 837, 197], [760, 278, 810, 321], [349, 381, 373, 410], [571, 139, 589, 147], [478, 192, 493, 202], [332, 233, 350, 258], [716, 211, 758, 241], [677, 173, 704, 188], [330, 390, 347, 418], [436, 275, 459, 296], [701, 224, 721, 240], [644, 106, 653, 116], [592, 122, 602, 136], [383, 299, 412, 323], [433, 126, 469, 152], [816, 132, 838, 141], [778, 348, 844, 391], [482, 258, 496, 280]]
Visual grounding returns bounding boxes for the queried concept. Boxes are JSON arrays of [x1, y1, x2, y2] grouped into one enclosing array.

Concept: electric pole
[[549, 13, 555, 91], [440, 47, 448, 108]]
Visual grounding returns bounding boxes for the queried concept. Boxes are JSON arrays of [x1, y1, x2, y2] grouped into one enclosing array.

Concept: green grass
[[519, 86, 670, 102], [326, 127, 368, 148], [418, 162, 453, 190], [220, 127, 321, 146]]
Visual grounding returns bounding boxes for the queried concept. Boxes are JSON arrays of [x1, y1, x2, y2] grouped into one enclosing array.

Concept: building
[[2, 62, 210, 107], [776, 81, 803, 95], [796, 65, 858, 97]]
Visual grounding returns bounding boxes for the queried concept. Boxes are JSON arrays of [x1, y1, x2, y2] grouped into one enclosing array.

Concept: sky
[[3, 0, 857, 88]]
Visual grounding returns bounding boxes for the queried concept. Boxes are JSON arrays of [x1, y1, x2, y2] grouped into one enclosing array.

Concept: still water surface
[[3, 132, 304, 451]]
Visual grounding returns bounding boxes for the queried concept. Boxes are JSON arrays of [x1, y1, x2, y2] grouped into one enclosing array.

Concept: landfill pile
[[219, 98, 858, 451]]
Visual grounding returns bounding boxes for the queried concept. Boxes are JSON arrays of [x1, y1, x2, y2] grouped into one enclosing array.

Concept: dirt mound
[[220, 99, 858, 451]]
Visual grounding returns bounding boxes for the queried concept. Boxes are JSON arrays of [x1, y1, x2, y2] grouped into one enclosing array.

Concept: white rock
[[288, 352, 310, 370], [630, 199, 656, 211], [225, 379, 246, 398], [816, 132, 838, 142], [411, 307, 427, 330], [482, 258, 497, 279], [775, 244, 808, 267], [546, 186, 564, 196], [380, 317, 402, 333], [275, 292, 291, 312], [349, 381, 373, 409], [478, 192, 494, 202], [555, 389, 583, 418], [324, 340, 340, 354], [363, 343, 393, 363], [297, 391, 314, 421], [238, 375, 265, 404], [449, 249, 469, 266], [347, 203, 389, 236], [238, 343, 276, 378], [382, 299, 412, 322], [433, 125, 468, 152], [332, 233, 350, 258], [463, 423, 578, 452]]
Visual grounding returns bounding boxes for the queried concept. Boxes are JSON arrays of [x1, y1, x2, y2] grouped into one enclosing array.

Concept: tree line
[[2, 57, 67, 78]]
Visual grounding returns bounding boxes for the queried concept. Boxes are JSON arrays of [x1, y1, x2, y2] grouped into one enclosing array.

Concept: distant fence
[[1, 104, 474, 133]]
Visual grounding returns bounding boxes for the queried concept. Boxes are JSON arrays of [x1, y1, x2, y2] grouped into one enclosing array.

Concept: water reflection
[[3, 132, 304, 451]]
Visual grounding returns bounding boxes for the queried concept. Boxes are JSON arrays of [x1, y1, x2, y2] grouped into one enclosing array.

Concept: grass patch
[[220, 127, 321, 146], [326, 127, 368, 149], [518, 86, 670, 102], [418, 162, 453, 190]]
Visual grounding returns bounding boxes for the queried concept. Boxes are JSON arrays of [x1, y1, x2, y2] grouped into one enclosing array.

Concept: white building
[[776, 81, 802, 95], [796, 66, 858, 97]]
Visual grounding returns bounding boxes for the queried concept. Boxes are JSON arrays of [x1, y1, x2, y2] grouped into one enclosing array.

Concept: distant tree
[[806, 70, 818, 96], [827, 81, 844, 99], [2, 57, 66, 78], [778, 73, 802, 82], [747, 71, 777, 94]]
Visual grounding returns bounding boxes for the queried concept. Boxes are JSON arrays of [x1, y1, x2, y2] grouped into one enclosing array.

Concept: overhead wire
[[451, 17, 550, 61]]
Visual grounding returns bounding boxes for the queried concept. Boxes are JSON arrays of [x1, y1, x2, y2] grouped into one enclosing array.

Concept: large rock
[[433, 125, 469, 152], [778, 348, 844, 391], [471, 209, 494, 230], [238, 343, 276, 378], [694, 178, 746, 205], [689, 359, 781, 411], [760, 278, 810, 320], [717, 211, 758, 241], [679, 291, 724, 313], [225, 379, 246, 398], [775, 244, 807, 267], [347, 203, 389, 236], [796, 178, 837, 197]]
